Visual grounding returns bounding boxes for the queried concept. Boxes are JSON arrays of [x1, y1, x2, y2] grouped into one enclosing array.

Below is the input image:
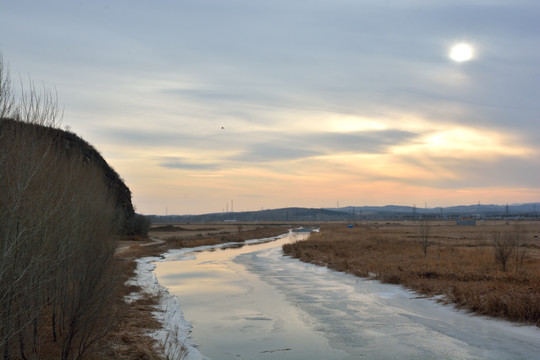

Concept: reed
[[283, 221, 540, 325]]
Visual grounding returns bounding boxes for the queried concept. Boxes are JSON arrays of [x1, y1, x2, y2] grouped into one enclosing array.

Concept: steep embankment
[[0, 118, 135, 220], [0, 118, 140, 359]]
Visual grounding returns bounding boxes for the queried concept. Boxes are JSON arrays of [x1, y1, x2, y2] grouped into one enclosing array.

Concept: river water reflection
[[153, 231, 540, 360], [154, 232, 343, 359]]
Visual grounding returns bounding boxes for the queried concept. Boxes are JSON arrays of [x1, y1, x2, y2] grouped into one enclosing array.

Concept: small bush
[[126, 214, 151, 237], [492, 231, 513, 271]]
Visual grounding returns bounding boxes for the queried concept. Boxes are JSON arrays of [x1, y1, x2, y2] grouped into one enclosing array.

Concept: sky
[[1, 0, 540, 215]]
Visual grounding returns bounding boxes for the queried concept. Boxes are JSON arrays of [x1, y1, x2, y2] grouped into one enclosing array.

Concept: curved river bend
[[152, 231, 540, 360]]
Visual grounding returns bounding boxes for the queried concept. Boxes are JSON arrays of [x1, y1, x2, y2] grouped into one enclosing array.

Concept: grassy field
[[283, 220, 540, 326]]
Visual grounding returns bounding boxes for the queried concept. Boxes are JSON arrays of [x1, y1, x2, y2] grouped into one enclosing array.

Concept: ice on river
[[139, 232, 540, 360]]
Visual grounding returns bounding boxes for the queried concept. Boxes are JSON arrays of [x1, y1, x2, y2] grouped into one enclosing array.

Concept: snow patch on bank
[[127, 256, 206, 360]]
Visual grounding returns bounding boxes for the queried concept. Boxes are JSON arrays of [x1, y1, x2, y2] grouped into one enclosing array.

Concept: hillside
[[0, 116, 140, 359], [149, 207, 346, 223], [0, 117, 135, 222]]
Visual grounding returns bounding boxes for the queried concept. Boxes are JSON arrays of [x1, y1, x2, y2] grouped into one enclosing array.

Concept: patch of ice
[[124, 292, 143, 304]]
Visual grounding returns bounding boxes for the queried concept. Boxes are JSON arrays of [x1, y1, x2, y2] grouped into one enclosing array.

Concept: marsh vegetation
[[283, 220, 540, 325]]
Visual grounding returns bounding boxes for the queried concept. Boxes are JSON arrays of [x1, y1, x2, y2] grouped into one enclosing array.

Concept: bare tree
[[419, 218, 431, 257], [512, 224, 528, 274], [492, 232, 513, 272], [0, 54, 16, 118], [1, 55, 123, 359]]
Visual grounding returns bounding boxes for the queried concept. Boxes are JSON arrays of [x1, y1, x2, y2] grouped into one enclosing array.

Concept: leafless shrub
[[491, 231, 514, 272], [512, 224, 528, 274], [158, 325, 188, 360]]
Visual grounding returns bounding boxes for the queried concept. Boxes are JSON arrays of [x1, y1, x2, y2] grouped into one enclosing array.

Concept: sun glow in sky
[[449, 43, 475, 62], [1, 1, 539, 215]]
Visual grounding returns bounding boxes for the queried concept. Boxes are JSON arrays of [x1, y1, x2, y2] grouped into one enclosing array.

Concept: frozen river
[[148, 231, 540, 359]]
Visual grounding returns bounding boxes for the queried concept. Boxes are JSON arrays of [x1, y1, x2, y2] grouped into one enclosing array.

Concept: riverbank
[[283, 220, 540, 326], [105, 223, 291, 359], [121, 222, 540, 359]]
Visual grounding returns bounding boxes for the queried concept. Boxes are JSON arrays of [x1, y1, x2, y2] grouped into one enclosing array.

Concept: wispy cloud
[[158, 157, 222, 171], [2, 0, 539, 213]]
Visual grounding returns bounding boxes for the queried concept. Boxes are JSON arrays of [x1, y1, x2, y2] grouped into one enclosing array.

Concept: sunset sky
[[2, 1, 539, 215]]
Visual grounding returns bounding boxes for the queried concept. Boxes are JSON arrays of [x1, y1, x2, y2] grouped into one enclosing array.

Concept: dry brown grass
[[93, 254, 165, 360], [283, 220, 540, 326]]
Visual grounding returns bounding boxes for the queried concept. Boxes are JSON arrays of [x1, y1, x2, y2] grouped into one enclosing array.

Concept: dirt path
[[115, 237, 165, 254]]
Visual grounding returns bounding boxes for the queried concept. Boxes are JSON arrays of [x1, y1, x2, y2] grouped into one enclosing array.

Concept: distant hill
[[148, 207, 346, 223], [334, 203, 539, 217], [148, 203, 540, 223]]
